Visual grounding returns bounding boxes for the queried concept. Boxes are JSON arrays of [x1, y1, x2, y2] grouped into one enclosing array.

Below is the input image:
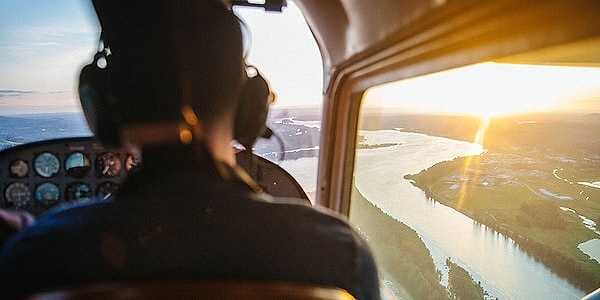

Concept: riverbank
[[404, 156, 600, 293], [350, 185, 493, 299], [349, 185, 446, 299]]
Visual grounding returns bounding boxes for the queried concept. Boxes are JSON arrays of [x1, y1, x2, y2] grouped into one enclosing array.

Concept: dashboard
[[0, 137, 139, 215], [1, 137, 308, 216]]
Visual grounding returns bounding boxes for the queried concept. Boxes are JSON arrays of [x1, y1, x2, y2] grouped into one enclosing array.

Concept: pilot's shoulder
[[254, 192, 311, 206], [250, 192, 351, 223], [29, 197, 115, 229]]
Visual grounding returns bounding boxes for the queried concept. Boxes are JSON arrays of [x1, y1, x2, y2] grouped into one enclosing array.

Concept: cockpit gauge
[[95, 152, 122, 177], [96, 181, 118, 198], [0, 137, 140, 214], [66, 182, 92, 202], [4, 182, 31, 208], [125, 153, 141, 173], [34, 152, 60, 178], [9, 159, 29, 178], [35, 182, 60, 203], [65, 152, 91, 178]]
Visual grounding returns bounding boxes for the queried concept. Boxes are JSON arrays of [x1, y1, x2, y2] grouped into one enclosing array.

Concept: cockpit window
[[236, 2, 323, 200], [349, 44, 600, 299], [0, 0, 99, 147], [0, 1, 323, 200]]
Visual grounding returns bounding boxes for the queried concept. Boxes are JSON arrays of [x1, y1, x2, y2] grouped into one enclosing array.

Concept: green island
[[446, 258, 488, 300], [351, 185, 493, 299]]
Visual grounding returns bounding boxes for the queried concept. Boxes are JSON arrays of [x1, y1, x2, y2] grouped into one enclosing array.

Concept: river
[[348, 129, 586, 299], [275, 128, 589, 298]]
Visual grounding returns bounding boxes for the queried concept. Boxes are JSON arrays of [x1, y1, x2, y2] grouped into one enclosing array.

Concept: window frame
[[314, 0, 600, 214]]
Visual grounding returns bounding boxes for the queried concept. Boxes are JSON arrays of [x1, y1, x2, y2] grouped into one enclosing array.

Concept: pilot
[[0, 1, 380, 299]]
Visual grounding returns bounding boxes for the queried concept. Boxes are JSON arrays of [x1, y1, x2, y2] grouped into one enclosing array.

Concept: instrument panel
[[1, 137, 308, 215], [0, 137, 140, 215]]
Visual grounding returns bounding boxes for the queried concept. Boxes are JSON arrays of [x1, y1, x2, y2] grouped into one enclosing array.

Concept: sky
[[234, 4, 324, 107], [0, 1, 599, 117], [0, 0, 323, 115], [0, 0, 99, 114], [0, 1, 99, 93], [365, 62, 600, 118]]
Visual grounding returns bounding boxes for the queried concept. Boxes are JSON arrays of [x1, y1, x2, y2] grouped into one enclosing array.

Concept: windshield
[[0, 1, 323, 199], [0, 0, 99, 147], [350, 53, 600, 298]]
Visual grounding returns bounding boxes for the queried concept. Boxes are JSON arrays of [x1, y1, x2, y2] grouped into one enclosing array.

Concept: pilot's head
[[79, 0, 271, 148]]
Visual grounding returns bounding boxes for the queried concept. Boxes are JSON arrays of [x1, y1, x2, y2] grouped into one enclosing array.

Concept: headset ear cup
[[78, 60, 121, 146], [234, 70, 273, 149]]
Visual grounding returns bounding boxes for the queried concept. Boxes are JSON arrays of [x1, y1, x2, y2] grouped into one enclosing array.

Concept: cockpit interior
[[1, 0, 600, 299]]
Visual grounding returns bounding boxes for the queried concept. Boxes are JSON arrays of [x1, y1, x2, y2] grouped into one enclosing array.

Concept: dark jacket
[[0, 145, 379, 299]]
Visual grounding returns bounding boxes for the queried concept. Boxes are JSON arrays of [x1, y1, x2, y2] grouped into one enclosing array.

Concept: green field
[[350, 185, 489, 299], [358, 112, 600, 293], [405, 153, 600, 292]]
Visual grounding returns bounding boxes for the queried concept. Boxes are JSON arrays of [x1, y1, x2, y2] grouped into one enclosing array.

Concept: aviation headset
[[78, 10, 274, 149]]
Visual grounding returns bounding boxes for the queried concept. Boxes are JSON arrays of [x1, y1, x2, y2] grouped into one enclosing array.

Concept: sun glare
[[365, 62, 600, 118], [363, 62, 600, 208]]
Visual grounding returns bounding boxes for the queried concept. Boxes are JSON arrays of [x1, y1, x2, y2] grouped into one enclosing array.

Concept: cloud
[[0, 90, 35, 98], [0, 90, 80, 115]]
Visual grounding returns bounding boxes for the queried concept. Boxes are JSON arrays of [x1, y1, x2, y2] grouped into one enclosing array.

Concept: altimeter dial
[[34, 152, 60, 178], [5, 182, 31, 208], [95, 152, 122, 177]]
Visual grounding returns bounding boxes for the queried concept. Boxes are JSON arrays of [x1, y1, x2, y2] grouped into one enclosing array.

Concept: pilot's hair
[[91, 0, 245, 125]]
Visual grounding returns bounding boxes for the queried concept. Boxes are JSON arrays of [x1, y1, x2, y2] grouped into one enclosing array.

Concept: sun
[[366, 62, 600, 118]]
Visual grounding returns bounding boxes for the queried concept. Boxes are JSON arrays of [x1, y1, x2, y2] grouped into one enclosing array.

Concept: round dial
[[9, 159, 29, 178], [96, 181, 118, 198], [65, 152, 91, 178], [35, 182, 60, 202], [95, 152, 122, 177], [5, 182, 31, 208], [66, 182, 92, 202], [125, 153, 141, 173], [34, 152, 60, 178]]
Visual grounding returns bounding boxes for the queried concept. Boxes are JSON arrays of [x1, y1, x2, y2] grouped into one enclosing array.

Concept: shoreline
[[404, 164, 600, 293]]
